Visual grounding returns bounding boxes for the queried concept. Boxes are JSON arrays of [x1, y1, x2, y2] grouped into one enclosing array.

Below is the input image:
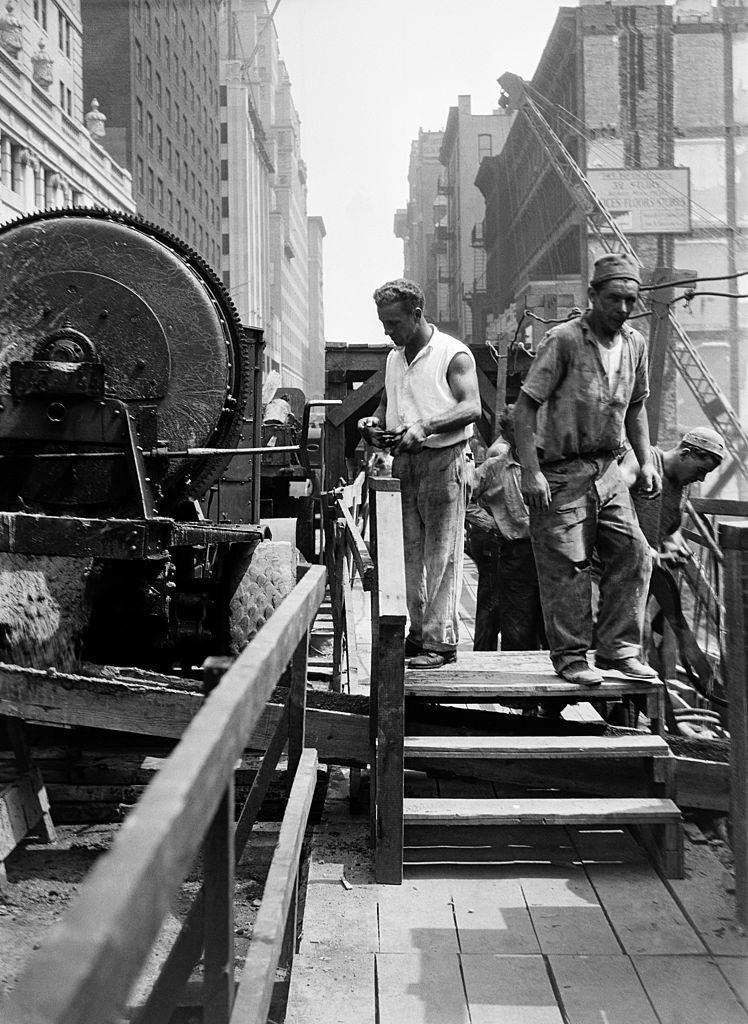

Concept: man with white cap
[[514, 253, 658, 686], [620, 425, 726, 561]]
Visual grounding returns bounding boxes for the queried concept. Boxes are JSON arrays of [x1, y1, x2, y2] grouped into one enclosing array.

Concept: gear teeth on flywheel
[[0, 206, 254, 503]]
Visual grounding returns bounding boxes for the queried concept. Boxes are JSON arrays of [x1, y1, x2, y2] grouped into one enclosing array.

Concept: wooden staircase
[[399, 651, 683, 881]]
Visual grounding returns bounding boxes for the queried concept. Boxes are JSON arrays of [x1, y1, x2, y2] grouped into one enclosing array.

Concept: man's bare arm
[[513, 391, 550, 511], [624, 399, 660, 494]]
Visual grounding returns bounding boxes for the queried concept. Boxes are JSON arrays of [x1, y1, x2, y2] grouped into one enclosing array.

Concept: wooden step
[[403, 796, 682, 827], [403, 733, 670, 759], [404, 649, 661, 703]]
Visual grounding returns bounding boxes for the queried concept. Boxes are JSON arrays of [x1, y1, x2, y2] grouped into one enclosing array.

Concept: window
[[182, 114, 187, 142], [166, 139, 172, 170], [190, 127, 195, 155], [147, 167, 154, 204], [478, 133, 493, 162], [59, 80, 65, 108], [57, 10, 71, 57], [182, 68, 187, 96], [175, 148, 181, 181], [176, 199, 182, 231], [175, 100, 180, 128], [136, 156, 144, 194], [145, 56, 152, 94], [156, 125, 163, 161], [165, 37, 170, 68], [155, 72, 161, 107], [146, 111, 153, 150], [183, 159, 188, 185], [66, 86, 72, 116], [168, 189, 173, 222], [136, 98, 144, 136], [144, 0, 151, 35], [135, 40, 142, 79], [33, 0, 47, 31], [157, 177, 163, 213], [155, 18, 161, 54], [191, 170, 195, 199], [165, 87, 171, 121]]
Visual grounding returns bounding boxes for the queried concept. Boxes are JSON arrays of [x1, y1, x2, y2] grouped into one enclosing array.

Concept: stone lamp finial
[[31, 38, 54, 89], [0, 2, 22, 58], [85, 97, 107, 138]]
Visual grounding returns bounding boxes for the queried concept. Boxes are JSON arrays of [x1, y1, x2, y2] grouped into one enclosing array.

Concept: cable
[[641, 270, 748, 292]]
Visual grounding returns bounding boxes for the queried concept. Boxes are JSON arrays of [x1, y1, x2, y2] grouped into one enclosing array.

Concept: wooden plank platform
[[405, 650, 662, 700], [286, 772, 746, 1023]]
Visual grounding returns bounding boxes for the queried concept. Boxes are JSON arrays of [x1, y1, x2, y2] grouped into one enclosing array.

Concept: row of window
[[58, 80, 72, 117], [133, 159, 219, 265], [135, 0, 218, 76], [135, 155, 220, 232], [135, 100, 219, 193], [33, 0, 73, 59], [134, 40, 217, 117], [134, 51, 219, 155]]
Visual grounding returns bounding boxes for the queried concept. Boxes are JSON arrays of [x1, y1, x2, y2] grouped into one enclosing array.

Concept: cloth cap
[[681, 426, 726, 461], [591, 253, 642, 286]]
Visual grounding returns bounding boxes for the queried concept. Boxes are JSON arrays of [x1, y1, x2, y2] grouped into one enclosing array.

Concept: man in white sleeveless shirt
[[358, 279, 481, 668]]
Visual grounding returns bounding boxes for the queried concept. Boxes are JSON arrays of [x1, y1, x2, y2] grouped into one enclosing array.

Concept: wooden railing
[[8, 563, 327, 1024], [323, 474, 407, 884]]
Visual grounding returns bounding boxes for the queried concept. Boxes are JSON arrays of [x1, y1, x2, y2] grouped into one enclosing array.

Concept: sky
[[273, 0, 566, 344]]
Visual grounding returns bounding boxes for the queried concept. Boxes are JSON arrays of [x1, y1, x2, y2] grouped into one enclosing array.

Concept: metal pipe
[[0, 445, 300, 460]]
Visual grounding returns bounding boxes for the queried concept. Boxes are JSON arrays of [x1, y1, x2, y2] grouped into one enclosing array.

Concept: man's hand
[[392, 420, 428, 454], [357, 416, 386, 449], [660, 535, 693, 566], [521, 467, 551, 512], [636, 461, 661, 497]]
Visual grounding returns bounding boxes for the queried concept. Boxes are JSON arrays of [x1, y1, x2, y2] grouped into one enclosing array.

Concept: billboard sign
[[586, 168, 691, 234]]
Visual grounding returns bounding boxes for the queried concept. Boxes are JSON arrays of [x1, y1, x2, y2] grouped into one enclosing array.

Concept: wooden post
[[369, 478, 407, 884], [287, 633, 308, 794], [720, 519, 748, 925], [202, 658, 236, 1024]]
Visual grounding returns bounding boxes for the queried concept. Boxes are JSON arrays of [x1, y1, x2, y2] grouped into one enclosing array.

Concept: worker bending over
[[513, 253, 657, 687]]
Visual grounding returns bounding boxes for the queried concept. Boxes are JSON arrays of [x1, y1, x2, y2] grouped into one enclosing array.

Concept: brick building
[[81, 0, 222, 269], [0, 0, 134, 225], [477, 0, 747, 451]]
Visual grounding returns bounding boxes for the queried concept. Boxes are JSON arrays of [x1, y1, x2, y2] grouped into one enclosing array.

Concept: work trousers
[[392, 442, 466, 654], [529, 455, 651, 673], [468, 529, 501, 651]]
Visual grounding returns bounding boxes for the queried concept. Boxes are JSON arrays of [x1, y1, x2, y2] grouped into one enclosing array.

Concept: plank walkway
[[288, 555, 746, 1021], [288, 771, 748, 1024]]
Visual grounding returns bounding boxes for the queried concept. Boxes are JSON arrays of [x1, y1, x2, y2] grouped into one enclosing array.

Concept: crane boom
[[498, 72, 748, 484]]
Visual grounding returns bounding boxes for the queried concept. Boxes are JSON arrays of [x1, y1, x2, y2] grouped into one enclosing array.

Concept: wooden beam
[[0, 770, 48, 862], [692, 498, 748, 518], [229, 749, 318, 1024], [10, 565, 326, 1024], [326, 369, 385, 427]]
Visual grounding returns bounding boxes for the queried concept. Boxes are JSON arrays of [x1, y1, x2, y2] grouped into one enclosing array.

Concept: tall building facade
[[394, 129, 444, 322], [80, 0, 222, 269], [306, 215, 326, 399], [0, 0, 134, 225], [435, 97, 514, 342], [479, 0, 746, 455], [220, 0, 325, 394]]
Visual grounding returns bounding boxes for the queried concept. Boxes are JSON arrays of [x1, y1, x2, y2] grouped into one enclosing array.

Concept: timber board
[[404, 734, 669, 758], [548, 955, 660, 1024], [285, 953, 375, 1024], [403, 796, 682, 826], [460, 955, 564, 1023], [633, 955, 748, 1023], [376, 952, 470, 1024]]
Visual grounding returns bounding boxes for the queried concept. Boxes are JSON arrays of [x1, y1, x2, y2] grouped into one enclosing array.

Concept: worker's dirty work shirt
[[520, 312, 649, 464], [467, 447, 530, 541], [385, 326, 475, 448]]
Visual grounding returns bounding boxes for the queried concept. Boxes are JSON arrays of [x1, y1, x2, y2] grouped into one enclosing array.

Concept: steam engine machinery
[[0, 208, 296, 674]]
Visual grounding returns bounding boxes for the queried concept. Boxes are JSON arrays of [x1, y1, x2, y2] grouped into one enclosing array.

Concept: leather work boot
[[557, 661, 604, 686], [407, 651, 457, 669], [596, 656, 658, 680]]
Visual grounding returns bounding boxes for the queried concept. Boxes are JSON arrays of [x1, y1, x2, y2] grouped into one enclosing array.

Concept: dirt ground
[[0, 803, 318, 1022]]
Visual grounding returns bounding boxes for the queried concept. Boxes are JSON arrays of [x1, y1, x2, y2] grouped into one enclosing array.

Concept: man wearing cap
[[513, 253, 658, 686], [620, 426, 725, 561]]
